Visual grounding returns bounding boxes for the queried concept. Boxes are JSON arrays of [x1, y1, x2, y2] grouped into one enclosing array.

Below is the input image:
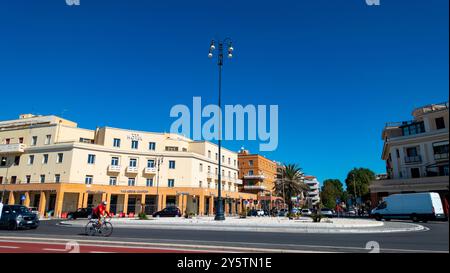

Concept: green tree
[[345, 168, 375, 202], [273, 163, 309, 213], [320, 179, 344, 209]]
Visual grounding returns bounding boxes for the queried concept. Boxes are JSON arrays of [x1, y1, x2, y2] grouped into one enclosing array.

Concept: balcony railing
[[0, 143, 26, 154], [126, 166, 138, 173], [404, 155, 422, 164], [243, 185, 267, 190], [144, 167, 157, 175], [434, 153, 449, 160], [107, 165, 121, 173], [243, 174, 265, 180]]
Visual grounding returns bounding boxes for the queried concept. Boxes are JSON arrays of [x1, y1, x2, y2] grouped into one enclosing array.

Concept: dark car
[[0, 205, 40, 230], [152, 206, 181, 217], [67, 207, 93, 220]]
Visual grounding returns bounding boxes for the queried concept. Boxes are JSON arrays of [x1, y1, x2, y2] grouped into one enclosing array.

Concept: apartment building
[[0, 114, 255, 218], [303, 175, 320, 207], [237, 149, 280, 209], [370, 102, 449, 209]]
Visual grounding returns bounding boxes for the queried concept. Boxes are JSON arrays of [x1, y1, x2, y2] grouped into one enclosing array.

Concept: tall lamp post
[[208, 38, 234, 221], [155, 156, 164, 212]]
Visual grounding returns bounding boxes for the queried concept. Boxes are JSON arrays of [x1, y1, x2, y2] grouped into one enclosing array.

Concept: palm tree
[[273, 163, 309, 213]]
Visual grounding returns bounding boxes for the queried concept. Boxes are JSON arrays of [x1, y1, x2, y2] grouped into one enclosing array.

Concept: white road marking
[[0, 245, 20, 249], [42, 248, 67, 252]]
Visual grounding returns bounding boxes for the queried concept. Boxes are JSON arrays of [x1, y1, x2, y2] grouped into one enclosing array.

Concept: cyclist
[[91, 201, 110, 227]]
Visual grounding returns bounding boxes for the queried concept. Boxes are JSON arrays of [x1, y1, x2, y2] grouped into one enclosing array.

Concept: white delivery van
[[371, 192, 447, 222]]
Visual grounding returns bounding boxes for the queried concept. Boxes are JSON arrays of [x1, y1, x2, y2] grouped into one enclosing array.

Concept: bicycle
[[84, 215, 113, 237]]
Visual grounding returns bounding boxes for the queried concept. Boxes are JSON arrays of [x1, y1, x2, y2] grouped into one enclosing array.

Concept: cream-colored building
[[0, 114, 255, 218], [370, 102, 449, 209]]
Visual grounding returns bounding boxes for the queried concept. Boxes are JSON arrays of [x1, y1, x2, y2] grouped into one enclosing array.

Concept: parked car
[[28, 207, 39, 216], [0, 205, 40, 230], [278, 209, 288, 217], [256, 209, 265, 216], [67, 207, 93, 220], [301, 209, 312, 216], [346, 209, 357, 216], [319, 208, 334, 218], [152, 206, 182, 217], [370, 192, 446, 222]]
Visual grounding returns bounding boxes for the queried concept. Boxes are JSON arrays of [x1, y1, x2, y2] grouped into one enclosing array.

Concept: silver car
[[301, 209, 312, 216], [319, 208, 334, 217]]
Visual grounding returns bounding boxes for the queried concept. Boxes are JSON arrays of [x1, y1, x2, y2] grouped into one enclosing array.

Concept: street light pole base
[[214, 214, 225, 221]]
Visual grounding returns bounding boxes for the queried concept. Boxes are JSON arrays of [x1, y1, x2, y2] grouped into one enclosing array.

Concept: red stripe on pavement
[[0, 241, 204, 253]]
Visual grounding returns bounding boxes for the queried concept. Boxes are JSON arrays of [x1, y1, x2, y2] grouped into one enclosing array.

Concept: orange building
[[238, 149, 282, 210]]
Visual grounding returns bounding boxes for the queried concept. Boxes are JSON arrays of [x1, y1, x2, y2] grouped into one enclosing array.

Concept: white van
[[371, 192, 447, 222]]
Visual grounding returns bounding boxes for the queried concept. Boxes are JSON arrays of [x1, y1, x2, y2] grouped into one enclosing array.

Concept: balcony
[[243, 185, 267, 190], [207, 172, 217, 180], [0, 143, 26, 154], [235, 179, 243, 185], [126, 166, 138, 173], [107, 165, 121, 173], [243, 174, 265, 180], [434, 153, 449, 160], [143, 167, 157, 175], [404, 155, 422, 164]]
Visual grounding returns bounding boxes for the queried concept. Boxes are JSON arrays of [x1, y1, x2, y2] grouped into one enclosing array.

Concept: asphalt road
[[0, 219, 448, 253]]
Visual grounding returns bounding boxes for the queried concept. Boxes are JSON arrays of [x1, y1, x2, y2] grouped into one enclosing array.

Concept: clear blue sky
[[0, 0, 448, 185]]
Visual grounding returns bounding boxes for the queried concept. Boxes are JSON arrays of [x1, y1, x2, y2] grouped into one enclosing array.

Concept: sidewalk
[[59, 216, 427, 234]]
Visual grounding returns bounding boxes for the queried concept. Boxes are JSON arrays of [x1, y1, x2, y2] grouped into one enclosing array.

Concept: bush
[[184, 211, 195, 218], [138, 212, 148, 220]]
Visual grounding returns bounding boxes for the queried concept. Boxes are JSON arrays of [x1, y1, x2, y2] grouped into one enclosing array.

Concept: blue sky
[[0, 0, 448, 185]]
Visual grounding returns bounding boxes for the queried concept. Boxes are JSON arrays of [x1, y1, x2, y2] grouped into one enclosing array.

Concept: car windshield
[[10, 206, 29, 214]]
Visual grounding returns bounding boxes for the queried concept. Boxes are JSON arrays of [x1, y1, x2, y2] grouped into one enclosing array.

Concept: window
[[55, 174, 61, 183], [146, 178, 153, 187], [165, 146, 179, 151], [199, 181, 203, 188], [396, 149, 400, 158], [207, 182, 211, 188], [19, 137, 24, 144], [42, 154, 49, 164], [406, 147, 418, 157], [433, 142, 449, 160], [208, 150, 211, 158], [26, 175, 31, 184], [401, 121, 425, 136], [147, 159, 155, 168], [131, 140, 139, 149], [435, 117, 446, 130], [168, 179, 175, 187], [85, 175, 93, 185], [128, 178, 135, 186], [207, 166, 211, 173], [40, 175, 45, 183], [111, 157, 119, 166], [0, 157, 6, 166], [0, 177, 2, 184], [13, 156, 20, 166], [215, 153, 218, 160], [45, 135, 51, 145], [234, 159, 236, 166], [11, 176, 17, 184], [87, 154, 96, 164], [80, 138, 94, 144], [109, 177, 117, 186], [249, 160, 254, 166], [228, 158, 231, 165], [169, 160, 176, 169], [113, 138, 121, 147], [149, 142, 156, 150], [129, 158, 137, 167], [28, 155, 35, 165], [57, 153, 64, 163], [248, 170, 254, 175], [411, 168, 420, 178], [199, 163, 203, 172], [222, 155, 225, 163], [5, 138, 10, 144], [31, 136, 37, 146]]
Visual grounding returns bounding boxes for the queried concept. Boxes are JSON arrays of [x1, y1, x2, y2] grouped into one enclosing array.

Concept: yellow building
[[0, 114, 256, 217]]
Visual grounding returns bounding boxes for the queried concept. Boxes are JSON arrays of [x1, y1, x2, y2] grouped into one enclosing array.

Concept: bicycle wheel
[[85, 221, 97, 236], [99, 222, 113, 237]]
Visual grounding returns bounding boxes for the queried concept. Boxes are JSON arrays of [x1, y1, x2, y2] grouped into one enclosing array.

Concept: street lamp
[[208, 38, 234, 221], [155, 156, 164, 212]]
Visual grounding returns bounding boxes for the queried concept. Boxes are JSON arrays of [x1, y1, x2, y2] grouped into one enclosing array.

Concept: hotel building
[[0, 114, 256, 218], [369, 102, 449, 210], [237, 149, 281, 209]]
